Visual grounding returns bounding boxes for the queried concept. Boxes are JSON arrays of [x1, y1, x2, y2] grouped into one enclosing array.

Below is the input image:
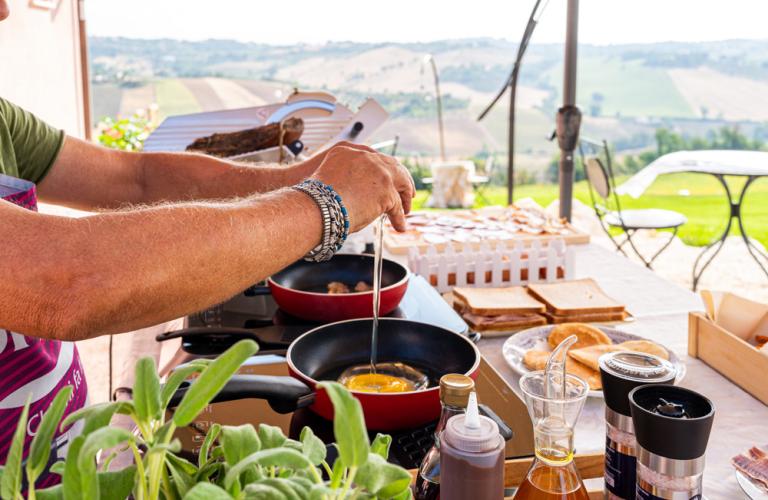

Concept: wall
[[0, 0, 87, 138]]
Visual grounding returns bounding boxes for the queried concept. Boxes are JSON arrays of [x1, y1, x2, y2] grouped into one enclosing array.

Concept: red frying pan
[[267, 254, 409, 322], [166, 318, 480, 431]]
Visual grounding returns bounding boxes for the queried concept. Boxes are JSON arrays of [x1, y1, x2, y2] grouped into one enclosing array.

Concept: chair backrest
[[579, 138, 624, 218], [585, 157, 611, 199]]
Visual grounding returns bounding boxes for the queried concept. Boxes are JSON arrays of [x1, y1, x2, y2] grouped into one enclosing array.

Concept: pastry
[[547, 323, 612, 350], [523, 349, 602, 390], [523, 350, 550, 371], [568, 344, 623, 371], [618, 340, 669, 360]]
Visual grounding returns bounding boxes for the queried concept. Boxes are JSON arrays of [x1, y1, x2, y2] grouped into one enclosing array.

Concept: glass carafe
[[514, 337, 590, 499]]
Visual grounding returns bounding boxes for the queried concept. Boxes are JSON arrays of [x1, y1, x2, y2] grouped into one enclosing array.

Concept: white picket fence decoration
[[407, 239, 574, 293]]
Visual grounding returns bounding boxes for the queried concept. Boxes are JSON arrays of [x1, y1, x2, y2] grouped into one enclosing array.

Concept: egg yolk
[[343, 373, 415, 393]]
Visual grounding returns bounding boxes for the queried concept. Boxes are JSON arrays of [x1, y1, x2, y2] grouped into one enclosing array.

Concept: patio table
[[476, 243, 766, 498], [615, 150, 768, 290]]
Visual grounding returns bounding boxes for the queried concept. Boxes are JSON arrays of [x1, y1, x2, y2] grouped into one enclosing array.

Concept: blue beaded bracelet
[[293, 179, 350, 261]]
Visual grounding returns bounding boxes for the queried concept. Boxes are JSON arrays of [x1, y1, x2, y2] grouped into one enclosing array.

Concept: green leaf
[[36, 484, 63, 500], [282, 439, 302, 452], [258, 424, 286, 450], [96, 466, 137, 500], [166, 451, 198, 475], [173, 340, 259, 427], [299, 427, 326, 466], [195, 461, 223, 483], [160, 364, 204, 410], [249, 478, 300, 500], [183, 482, 233, 500], [243, 483, 288, 500], [1, 394, 31, 500], [61, 401, 134, 435], [220, 424, 261, 466], [287, 477, 313, 496], [329, 457, 344, 489], [133, 357, 162, 422], [355, 453, 412, 499], [308, 484, 335, 500], [198, 423, 221, 467], [27, 386, 74, 484], [77, 427, 132, 499], [371, 433, 392, 459], [49, 462, 65, 476], [62, 435, 85, 500], [223, 449, 313, 490], [317, 382, 369, 468], [167, 455, 195, 497]]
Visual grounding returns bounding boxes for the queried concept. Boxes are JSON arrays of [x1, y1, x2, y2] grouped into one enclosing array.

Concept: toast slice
[[528, 278, 624, 315], [453, 286, 546, 316], [544, 311, 628, 324]]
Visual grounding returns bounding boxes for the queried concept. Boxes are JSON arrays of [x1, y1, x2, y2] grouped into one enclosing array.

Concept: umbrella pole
[[559, 0, 580, 220]]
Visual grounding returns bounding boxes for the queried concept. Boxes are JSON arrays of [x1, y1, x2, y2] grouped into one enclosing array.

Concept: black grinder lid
[[599, 352, 677, 416], [629, 384, 715, 460]]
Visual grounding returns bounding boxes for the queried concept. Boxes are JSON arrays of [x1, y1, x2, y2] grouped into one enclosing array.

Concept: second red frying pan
[[267, 254, 409, 322]]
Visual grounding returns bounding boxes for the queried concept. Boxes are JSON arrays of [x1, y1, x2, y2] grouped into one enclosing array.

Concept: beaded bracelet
[[292, 179, 350, 262]]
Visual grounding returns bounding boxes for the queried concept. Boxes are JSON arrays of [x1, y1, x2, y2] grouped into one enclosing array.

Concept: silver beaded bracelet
[[292, 179, 350, 262]]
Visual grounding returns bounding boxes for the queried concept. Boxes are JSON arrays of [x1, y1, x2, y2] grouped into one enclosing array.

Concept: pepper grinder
[[599, 352, 676, 500], [629, 385, 715, 499]]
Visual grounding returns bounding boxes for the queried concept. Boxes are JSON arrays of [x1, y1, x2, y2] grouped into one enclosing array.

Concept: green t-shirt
[[0, 97, 65, 183]]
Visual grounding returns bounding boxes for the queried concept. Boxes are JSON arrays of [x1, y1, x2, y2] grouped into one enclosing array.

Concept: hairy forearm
[[0, 189, 321, 340], [137, 151, 314, 203]]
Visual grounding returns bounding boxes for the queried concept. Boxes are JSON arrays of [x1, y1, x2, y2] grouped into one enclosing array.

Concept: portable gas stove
[[160, 275, 527, 469], [161, 274, 474, 361]]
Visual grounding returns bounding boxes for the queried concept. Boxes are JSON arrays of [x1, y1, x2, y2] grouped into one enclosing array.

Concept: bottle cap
[[629, 384, 714, 460], [599, 352, 677, 416], [443, 391, 501, 453], [439, 374, 475, 407]]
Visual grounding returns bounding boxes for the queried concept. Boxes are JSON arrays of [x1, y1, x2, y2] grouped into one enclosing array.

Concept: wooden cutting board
[[527, 278, 625, 315]]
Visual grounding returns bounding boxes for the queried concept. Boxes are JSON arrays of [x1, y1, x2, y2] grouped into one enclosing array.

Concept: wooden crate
[[688, 311, 768, 405]]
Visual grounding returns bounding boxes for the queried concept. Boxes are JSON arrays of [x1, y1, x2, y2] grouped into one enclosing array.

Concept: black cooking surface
[[187, 274, 469, 350]]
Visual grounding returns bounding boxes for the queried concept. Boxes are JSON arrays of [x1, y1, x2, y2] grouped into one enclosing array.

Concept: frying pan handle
[[155, 326, 291, 352], [244, 285, 271, 296], [167, 374, 315, 414]]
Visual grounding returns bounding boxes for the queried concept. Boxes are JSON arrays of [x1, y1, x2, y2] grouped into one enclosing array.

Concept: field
[[412, 173, 768, 248], [544, 56, 695, 119]]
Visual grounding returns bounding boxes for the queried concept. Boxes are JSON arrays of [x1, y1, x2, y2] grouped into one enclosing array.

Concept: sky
[[85, 0, 768, 45]]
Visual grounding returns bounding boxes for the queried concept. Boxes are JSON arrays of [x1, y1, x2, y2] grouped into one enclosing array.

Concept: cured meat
[[186, 117, 304, 157], [732, 447, 768, 490]]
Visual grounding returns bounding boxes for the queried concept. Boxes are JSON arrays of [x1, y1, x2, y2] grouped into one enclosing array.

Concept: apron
[[0, 174, 88, 489]]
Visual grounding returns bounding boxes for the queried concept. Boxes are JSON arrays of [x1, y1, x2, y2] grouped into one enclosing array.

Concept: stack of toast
[[452, 286, 547, 335], [527, 278, 627, 323]]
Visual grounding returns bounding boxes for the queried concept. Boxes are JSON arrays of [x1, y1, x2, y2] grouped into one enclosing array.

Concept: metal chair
[[579, 138, 686, 268]]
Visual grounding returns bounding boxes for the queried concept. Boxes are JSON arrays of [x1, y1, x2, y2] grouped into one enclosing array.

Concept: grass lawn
[[154, 79, 201, 119], [412, 173, 768, 248]]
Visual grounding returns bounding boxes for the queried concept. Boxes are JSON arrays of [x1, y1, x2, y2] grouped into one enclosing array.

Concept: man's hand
[[310, 142, 415, 232]]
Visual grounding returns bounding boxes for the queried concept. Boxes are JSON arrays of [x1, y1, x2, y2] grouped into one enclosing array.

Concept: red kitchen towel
[[0, 174, 88, 490]]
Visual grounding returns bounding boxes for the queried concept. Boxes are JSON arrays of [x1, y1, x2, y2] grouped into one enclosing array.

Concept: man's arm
[[37, 136, 321, 210], [5, 143, 414, 342], [0, 189, 321, 340]]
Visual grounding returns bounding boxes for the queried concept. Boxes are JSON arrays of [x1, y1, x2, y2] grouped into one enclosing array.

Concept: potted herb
[[0, 340, 413, 499]]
